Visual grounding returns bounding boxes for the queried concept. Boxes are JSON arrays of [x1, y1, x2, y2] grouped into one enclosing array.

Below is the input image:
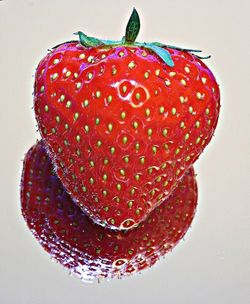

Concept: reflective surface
[[21, 141, 197, 282]]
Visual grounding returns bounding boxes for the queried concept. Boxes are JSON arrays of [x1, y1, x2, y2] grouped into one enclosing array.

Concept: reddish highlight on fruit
[[33, 9, 220, 230], [21, 141, 198, 282]]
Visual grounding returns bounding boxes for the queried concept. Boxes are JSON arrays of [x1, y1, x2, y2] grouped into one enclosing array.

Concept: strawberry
[[34, 9, 219, 229], [21, 140, 197, 281]]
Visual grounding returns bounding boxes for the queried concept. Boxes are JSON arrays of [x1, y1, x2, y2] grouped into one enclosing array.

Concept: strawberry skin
[[34, 43, 219, 229], [21, 141, 198, 281], [34, 14, 219, 230]]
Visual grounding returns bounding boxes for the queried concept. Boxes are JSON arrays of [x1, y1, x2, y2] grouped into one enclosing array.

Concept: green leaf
[[101, 39, 121, 45], [166, 44, 202, 53], [195, 54, 211, 59], [74, 31, 103, 47], [152, 42, 202, 53], [125, 8, 140, 43], [151, 42, 166, 47], [144, 43, 174, 67]]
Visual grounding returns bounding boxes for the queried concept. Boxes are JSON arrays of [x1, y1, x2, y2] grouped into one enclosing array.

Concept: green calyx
[[73, 9, 210, 67]]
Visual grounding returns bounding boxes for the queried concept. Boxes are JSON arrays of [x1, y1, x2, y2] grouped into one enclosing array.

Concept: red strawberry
[[34, 9, 219, 229], [21, 140, 197, 281]]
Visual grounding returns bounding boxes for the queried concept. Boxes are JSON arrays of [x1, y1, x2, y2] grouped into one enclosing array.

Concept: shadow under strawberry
[[21, 140, 198, 282]]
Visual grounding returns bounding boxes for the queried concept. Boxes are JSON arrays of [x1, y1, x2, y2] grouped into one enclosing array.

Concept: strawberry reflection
[[21, 141, 198, 282]]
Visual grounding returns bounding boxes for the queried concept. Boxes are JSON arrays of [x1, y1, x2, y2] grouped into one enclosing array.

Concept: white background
[[0, 0, 249, 303]]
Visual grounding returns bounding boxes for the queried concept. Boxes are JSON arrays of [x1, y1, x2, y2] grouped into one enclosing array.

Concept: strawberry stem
[[125, 8, 140, 43]]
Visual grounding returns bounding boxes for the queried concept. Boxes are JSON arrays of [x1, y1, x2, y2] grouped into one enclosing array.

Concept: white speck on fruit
[[155, 69, 160, 76], [121, 111, 126, 120], [195, 121, 200, 128], [180, 79, 187, 86], [96, 91, 101, 98], [196, 92, 202, 100], [180, 96, 187, 104], [74, 112, 79, 120], [165, 80, 171, 86], [65, 71, 71, 77], [108, 123, 113, 132], [189, 106, 193, 114], [133, 121, 139, 129], [108, 95, 112, 103], [171, 107, 177, 115], [152, 146, 157, 154], [180, 121, 185, 128], [66, 101, 72, 108], [128, 61, 136, 69], [140, 157, 145, 164], [145, 108, 150, 117], [88, 56, 94, 63], [87, 72, 93, 80], [162, 129, 168, 137], [76, 82, 81, 89], [169, 72, 176, 77], [120, 169, 125, 176], [135, 174, 140, 181], [122, 136, 128, 144], [159, 106, 165, 114], [51, 73, 59, 80], [202, 77, 207, 84], [148, 128, 153, 137], [196, 137, 201, 144]]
